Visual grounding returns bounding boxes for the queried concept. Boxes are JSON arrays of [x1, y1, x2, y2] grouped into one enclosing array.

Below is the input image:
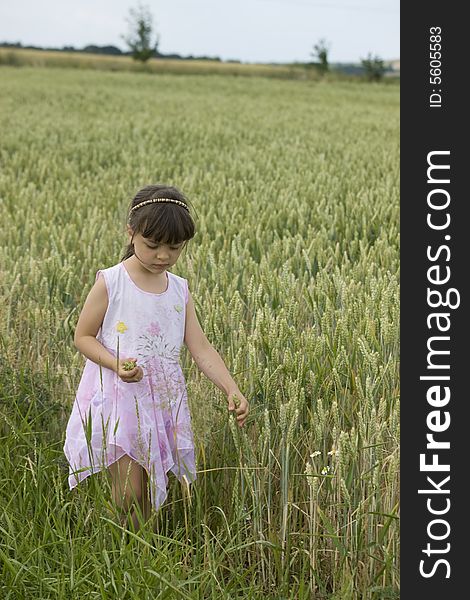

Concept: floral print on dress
[[158, 437, 168, 464], [136, 320, 180, 363], [147, 321, 162, 336], [145, 359, 185, 413], [116, 321, 128, 334]]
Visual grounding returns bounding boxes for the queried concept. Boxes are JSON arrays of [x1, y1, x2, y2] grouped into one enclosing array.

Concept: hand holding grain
[[117, 358, 143, 383], [227, 389, 249, 427]]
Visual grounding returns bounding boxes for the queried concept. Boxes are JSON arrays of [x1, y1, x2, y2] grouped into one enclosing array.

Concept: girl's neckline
[[120, 261, 171, 296]]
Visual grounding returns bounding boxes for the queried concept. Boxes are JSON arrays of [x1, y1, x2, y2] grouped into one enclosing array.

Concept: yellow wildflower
[[116, 321, 128, 334]]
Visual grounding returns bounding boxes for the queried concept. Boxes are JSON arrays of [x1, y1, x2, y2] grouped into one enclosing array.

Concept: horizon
[[0, 40, 399, 65], [0, 0, 399, 65]]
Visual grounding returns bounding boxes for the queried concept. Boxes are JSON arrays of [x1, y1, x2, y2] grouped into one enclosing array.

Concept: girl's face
[[127, 227, 185, 273]]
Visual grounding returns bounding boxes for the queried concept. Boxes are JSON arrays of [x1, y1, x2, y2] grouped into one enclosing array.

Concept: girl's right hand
[[116, 358, 144, 383]]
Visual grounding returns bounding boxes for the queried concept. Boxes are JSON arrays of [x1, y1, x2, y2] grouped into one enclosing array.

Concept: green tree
[[311, 38, 330, 75], [121, 2, 160, 63], [361, 53, 385, 81]]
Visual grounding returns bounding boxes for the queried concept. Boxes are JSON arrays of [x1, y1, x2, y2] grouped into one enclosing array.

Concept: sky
[[0, 0, 399, 64]]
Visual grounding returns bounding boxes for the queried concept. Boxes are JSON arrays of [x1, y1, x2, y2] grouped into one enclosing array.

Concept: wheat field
[[0, 47, 322, 80], [0, 65, 399, 599]]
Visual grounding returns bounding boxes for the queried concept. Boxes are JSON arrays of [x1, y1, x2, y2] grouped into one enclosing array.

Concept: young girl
[[63, 184, 249, 532]]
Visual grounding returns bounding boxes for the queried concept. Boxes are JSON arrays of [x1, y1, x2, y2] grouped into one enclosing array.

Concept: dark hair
[[121, 184, 197, 261]]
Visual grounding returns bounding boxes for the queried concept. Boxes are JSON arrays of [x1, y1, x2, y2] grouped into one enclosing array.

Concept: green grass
[[0, 66, 399, 599]]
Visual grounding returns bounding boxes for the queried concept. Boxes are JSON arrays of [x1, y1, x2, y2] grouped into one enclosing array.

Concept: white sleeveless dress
[[63, 261, 197, 512]]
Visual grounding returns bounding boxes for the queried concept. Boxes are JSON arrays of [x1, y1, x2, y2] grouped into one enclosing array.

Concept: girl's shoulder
[[94, 262, 121, 279], [168, 271, 187, 286], [95, 263, 189, 301], [168, 271, 189, 299], [93, 262, 122, 294]]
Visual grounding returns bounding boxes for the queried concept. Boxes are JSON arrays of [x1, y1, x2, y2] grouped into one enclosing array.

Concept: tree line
[[0, 41, 224, 63]]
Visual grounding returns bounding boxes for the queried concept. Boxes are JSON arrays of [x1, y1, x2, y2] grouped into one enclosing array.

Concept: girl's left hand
[[227, 389, 249, 428]]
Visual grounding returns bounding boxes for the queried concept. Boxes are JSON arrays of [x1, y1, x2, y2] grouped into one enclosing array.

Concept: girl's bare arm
[[183, 290, 241, 395], [74, 274, 117, 372]]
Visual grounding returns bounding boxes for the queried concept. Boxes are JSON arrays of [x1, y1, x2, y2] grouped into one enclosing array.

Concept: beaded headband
[[129, 197, 190, 215]]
